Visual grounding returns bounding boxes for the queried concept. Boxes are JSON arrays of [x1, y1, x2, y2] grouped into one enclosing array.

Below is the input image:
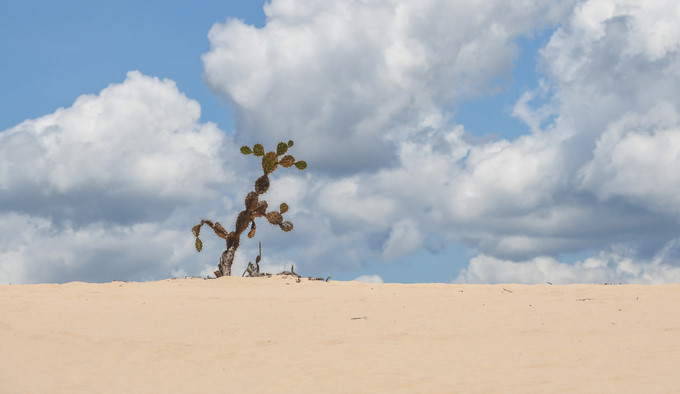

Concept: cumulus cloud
[[578, 102, 680, 216], [203, 0, 576, 174], [353, 274, 384, 284], [4, 0, 680, 285], [454, 238, 680, 284], [448, 0, 680, 281], [0, 71, 242, 283], [540, 0, 680, 139], [200, 0, 680, 284], [0, 71, 235, 225], [201, 0, 585, 269], [0, 211, 196, 284]]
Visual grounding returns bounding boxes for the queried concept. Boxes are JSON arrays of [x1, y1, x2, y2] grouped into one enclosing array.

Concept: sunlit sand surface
[[2, 277, 679, 393]]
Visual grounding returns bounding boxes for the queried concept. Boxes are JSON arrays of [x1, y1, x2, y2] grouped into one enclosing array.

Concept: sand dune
[[1, 277, 679, 393]]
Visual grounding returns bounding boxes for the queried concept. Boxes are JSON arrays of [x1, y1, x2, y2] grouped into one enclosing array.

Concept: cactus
[[192, 140, 307, 277]]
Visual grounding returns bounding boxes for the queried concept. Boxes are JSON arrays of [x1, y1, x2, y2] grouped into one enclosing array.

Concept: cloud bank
[[201, 0, 680, 283], [2, 0, 680, 284], [0, 72, 241, 283]]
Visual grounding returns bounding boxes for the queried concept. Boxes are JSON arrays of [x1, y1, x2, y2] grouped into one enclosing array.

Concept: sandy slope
[[1, 277, 679, 393]]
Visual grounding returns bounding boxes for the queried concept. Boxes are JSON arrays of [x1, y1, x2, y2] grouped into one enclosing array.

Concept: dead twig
[[308, 276, 333, 282]]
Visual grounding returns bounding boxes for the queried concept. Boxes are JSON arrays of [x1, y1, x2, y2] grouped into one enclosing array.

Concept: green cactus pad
[[263, 152, 279, 174], [279, 155, 295, 167], [277, 142, 289, 156], [195, 237, 203, 252], [287, 140, 294, 148], [294, 161, 307, 170], [280, 202, 289, 213], [240, 146, 253, 155], [253, 144, 265, 156]]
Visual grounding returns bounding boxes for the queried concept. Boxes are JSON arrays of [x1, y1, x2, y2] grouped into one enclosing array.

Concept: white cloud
[[0, 71, 242, 283], [568, 0, 680, 61], [457, 0, 680, 260], [4, 0, 680, 285], [317, 177, 399, 228], [511, 81, 555, 134], [381, 219, 426, 260], [0, 71, 236, 225], [450, 132, 568, 220], [203, 0, 576, 173], [454, 238, 680, 284], [540, 0, 680, 135], [0, 211, 197, 284], [578, 102, 680, 216], [353, 274, 384, 284], [198, 0, 680, 283]]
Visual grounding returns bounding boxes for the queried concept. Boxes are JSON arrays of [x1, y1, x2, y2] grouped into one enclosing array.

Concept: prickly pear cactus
[[192, 140, 307, 277]]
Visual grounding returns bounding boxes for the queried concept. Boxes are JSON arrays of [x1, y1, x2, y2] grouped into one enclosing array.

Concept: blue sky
[[2, 0, 680, 284], [0, 0, 264, 132]]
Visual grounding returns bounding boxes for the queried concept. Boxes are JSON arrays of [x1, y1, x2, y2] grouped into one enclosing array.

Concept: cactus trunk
[[216, 245, 237, 277]]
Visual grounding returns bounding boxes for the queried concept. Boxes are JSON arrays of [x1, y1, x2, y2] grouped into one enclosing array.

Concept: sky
[[1, 0, 680, 285]]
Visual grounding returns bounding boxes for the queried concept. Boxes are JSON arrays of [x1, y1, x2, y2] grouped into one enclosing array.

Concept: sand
[[1, 276, 679, 393]]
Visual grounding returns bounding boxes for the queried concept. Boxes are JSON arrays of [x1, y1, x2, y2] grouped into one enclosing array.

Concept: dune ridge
[[2, 277, 679, 393]]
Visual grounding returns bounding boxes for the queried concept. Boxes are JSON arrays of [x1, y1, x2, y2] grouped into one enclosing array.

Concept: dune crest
[[2, 278, 679, 392]]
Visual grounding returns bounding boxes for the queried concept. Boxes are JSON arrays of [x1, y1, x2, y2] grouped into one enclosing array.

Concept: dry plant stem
[[218, 247, 236, 277]]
